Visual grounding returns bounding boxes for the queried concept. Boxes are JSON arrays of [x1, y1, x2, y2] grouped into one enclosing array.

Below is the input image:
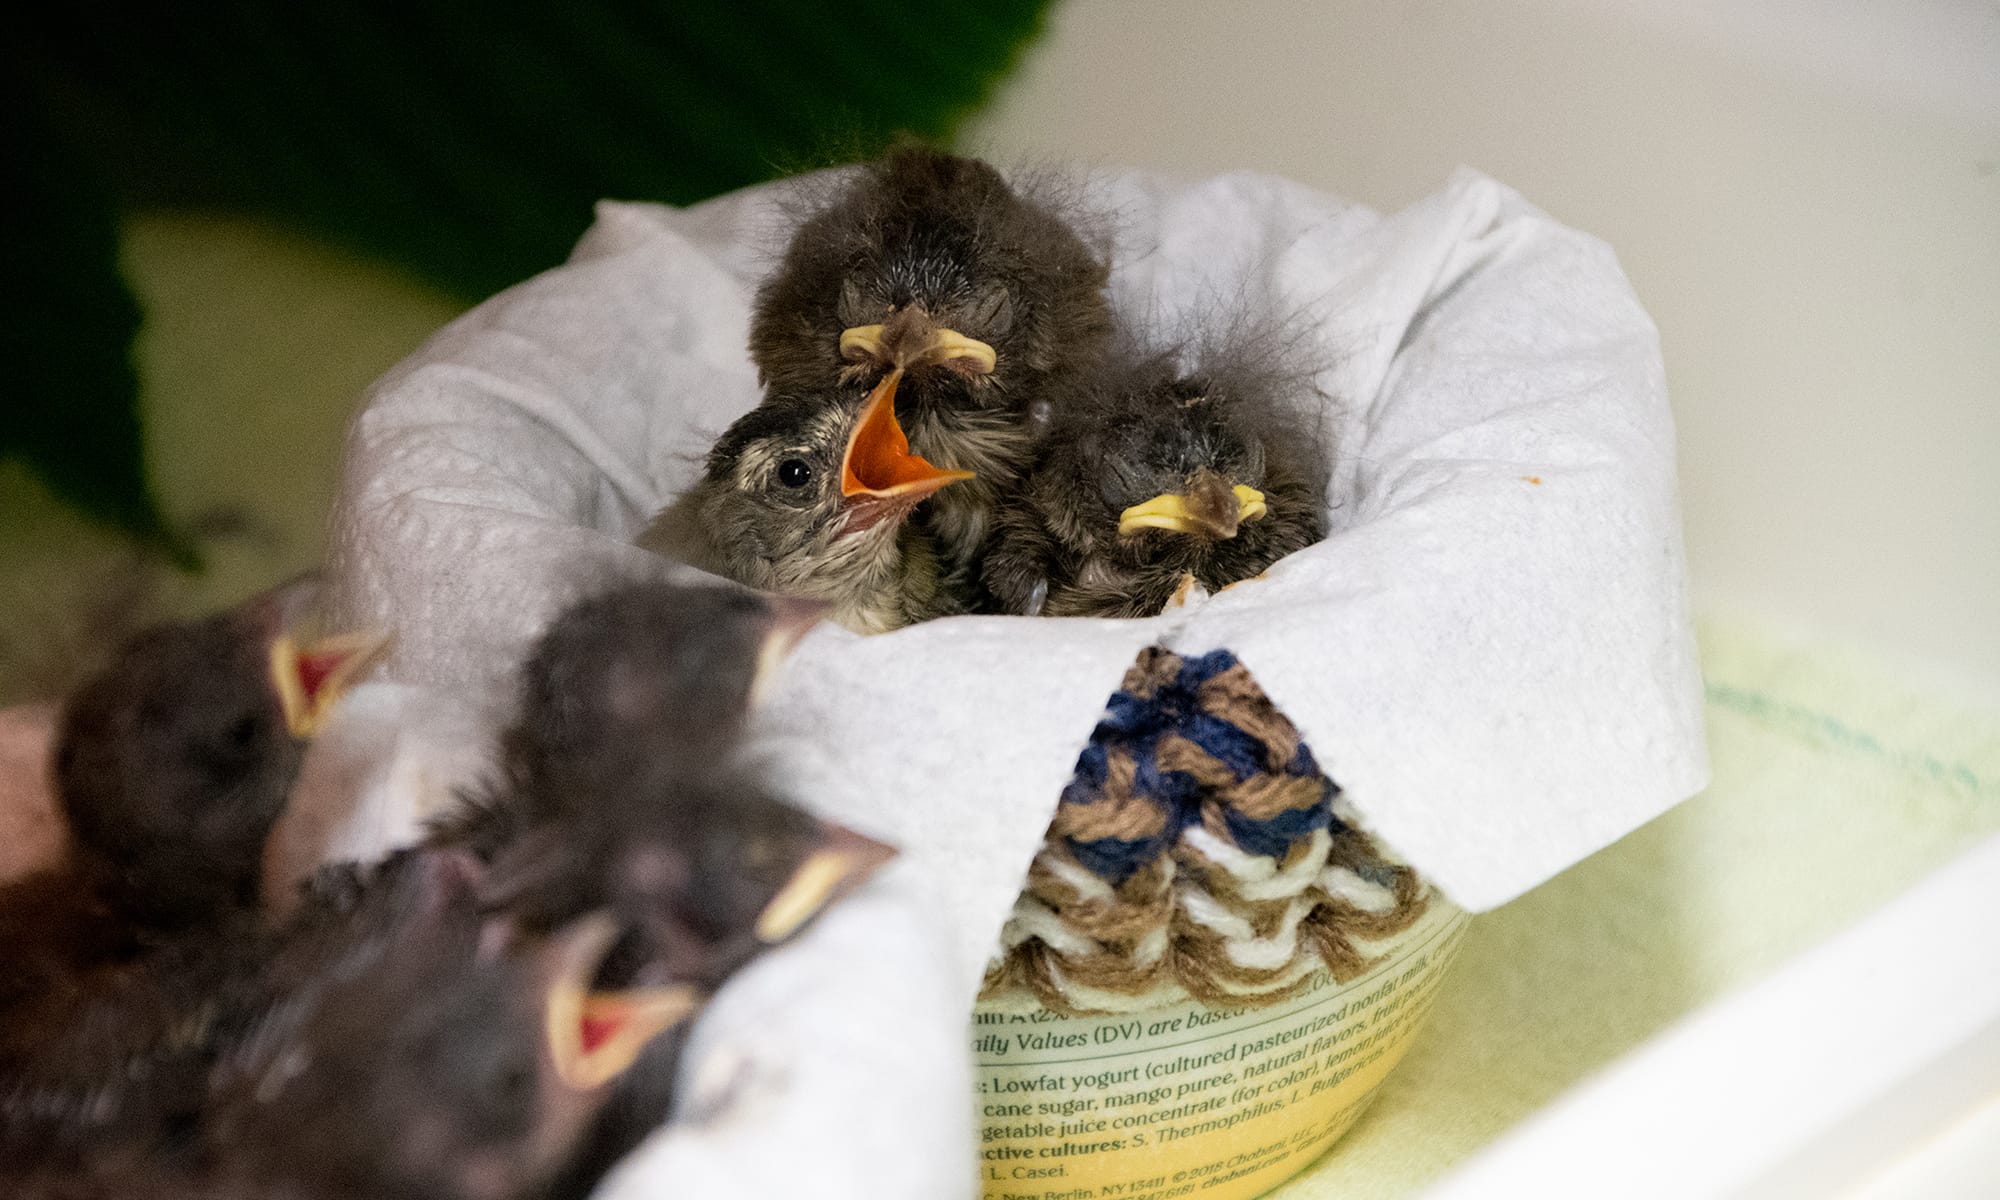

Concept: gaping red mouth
[[270, 630, 392, 738]]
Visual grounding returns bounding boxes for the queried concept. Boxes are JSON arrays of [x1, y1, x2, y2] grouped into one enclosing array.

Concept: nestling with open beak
[[490, 765, 897, 1197], [982, 355, 1326, 618], [417, 576, 896, 1191], [0, 578, 386, 1067], [749, 143, 1113, 580], [638, 369, 975, 634], [196, 848, 693, 1200], [2, 845, 697, 1200]]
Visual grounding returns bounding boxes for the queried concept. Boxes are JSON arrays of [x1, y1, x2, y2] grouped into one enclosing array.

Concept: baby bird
[[426, 575, 895, 1192], [0, 579, 384, 1067], [50, 577, 384, 932], [2, 846, 696, 1200], [638, 370, 974, 634], [748, 143, 1113, 577], [431, 575, 822, 861], [982, 356, 1326, 618], [486, 764, 896, 1197], [200, 849, 693, 1200]]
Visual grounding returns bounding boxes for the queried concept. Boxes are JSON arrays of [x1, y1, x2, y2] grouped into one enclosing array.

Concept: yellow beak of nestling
[[840, 323, 997, 376], [1118, 469, 1268, 540], [268, 629, 393, 738], [753, 821, 899, 944], [544, 913, 702, 1091], [838, 369, 976, 534]]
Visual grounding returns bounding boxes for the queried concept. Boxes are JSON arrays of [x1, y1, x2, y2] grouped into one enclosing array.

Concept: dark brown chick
[[434, 574, 895, 1193], [638, 371, 975, 634], [429, 575, 821, 861], [983, 357, 1326, 618], [198, 848, 685, 1200], [488, 758, 896, 1197], [748, 144, 1113, 579], [0, 579, 384, 1069], [0, 845, 692, 1200]]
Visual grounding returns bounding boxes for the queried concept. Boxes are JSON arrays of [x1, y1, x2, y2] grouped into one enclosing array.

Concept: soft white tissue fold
[[322, 166, 1708, 1199], [261, 682, 499, 916]]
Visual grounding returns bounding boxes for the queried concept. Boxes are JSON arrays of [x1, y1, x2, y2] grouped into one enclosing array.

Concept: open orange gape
[[838, 369, 975, 533]]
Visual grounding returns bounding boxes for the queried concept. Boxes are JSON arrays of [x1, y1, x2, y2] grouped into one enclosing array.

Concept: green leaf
[[7, 1, 1050, 551], [22, 0, 1054, 299], [0, 79, 195, 566]]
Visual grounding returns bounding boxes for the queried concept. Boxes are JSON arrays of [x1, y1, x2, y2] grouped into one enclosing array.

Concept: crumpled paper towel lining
[[320, 164, 1708, 1200]]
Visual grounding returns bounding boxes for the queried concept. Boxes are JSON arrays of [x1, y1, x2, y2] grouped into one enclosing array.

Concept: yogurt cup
[[974, 896, 1467, 1200]]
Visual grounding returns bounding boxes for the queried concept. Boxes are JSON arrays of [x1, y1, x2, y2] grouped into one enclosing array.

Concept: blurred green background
[[0, 0, 1050, 699]]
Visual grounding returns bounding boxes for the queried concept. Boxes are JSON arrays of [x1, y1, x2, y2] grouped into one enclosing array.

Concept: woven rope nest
[[982, 647, 1429, 1016]]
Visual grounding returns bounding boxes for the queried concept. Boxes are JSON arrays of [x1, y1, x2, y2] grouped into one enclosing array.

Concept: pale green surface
[[5, 216, 1997, 1196], [1277, 623, 2000, 1198], [0, 213, 460, 701]]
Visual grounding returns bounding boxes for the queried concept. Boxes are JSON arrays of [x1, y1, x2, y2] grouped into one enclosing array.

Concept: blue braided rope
[[1060, 648, 1342, 885]]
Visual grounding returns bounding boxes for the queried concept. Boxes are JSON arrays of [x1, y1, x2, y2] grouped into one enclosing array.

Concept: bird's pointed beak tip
[[765, 595, 831, 646], [750, 596, 830, 705], [752, 823, 898, 944]]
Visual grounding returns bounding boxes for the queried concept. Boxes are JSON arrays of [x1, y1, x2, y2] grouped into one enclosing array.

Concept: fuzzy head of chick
[[507, 578, 805, 804], [687, 378, 971, 617], [1047, 375, 1279, 572], [53, 582, 382, 930], [211, 851, 655, 1200], [749, 145, 1112, 421]]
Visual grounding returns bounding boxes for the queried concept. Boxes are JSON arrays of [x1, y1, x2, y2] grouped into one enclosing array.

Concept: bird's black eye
[[227, 713, 263, 749], [776, 459, 814, 489]]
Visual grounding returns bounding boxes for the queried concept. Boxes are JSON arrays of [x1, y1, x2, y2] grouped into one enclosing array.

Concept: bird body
[[1, 843, 689, 1200], [425, 577, 896, 1193], [0, 582, 383, 1071], [748, 144, 1113, 580], [983, 353, 1326, 618]]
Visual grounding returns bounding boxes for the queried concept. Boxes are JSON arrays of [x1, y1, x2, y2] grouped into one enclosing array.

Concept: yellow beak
[[1118, 484, 1267, 538], [269, 629, 393, 738], [544, 913, 703, 1091], [839, 323, 997, 375], [754, 822, 899, 944]]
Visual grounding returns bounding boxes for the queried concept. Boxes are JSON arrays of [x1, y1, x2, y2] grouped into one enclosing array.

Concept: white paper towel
[[260, 681, 500, 915], [323, 165, 1708, 1198]]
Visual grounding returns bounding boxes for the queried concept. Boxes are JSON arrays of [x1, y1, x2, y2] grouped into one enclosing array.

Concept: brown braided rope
[[982, 647, 1428, 1016]]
